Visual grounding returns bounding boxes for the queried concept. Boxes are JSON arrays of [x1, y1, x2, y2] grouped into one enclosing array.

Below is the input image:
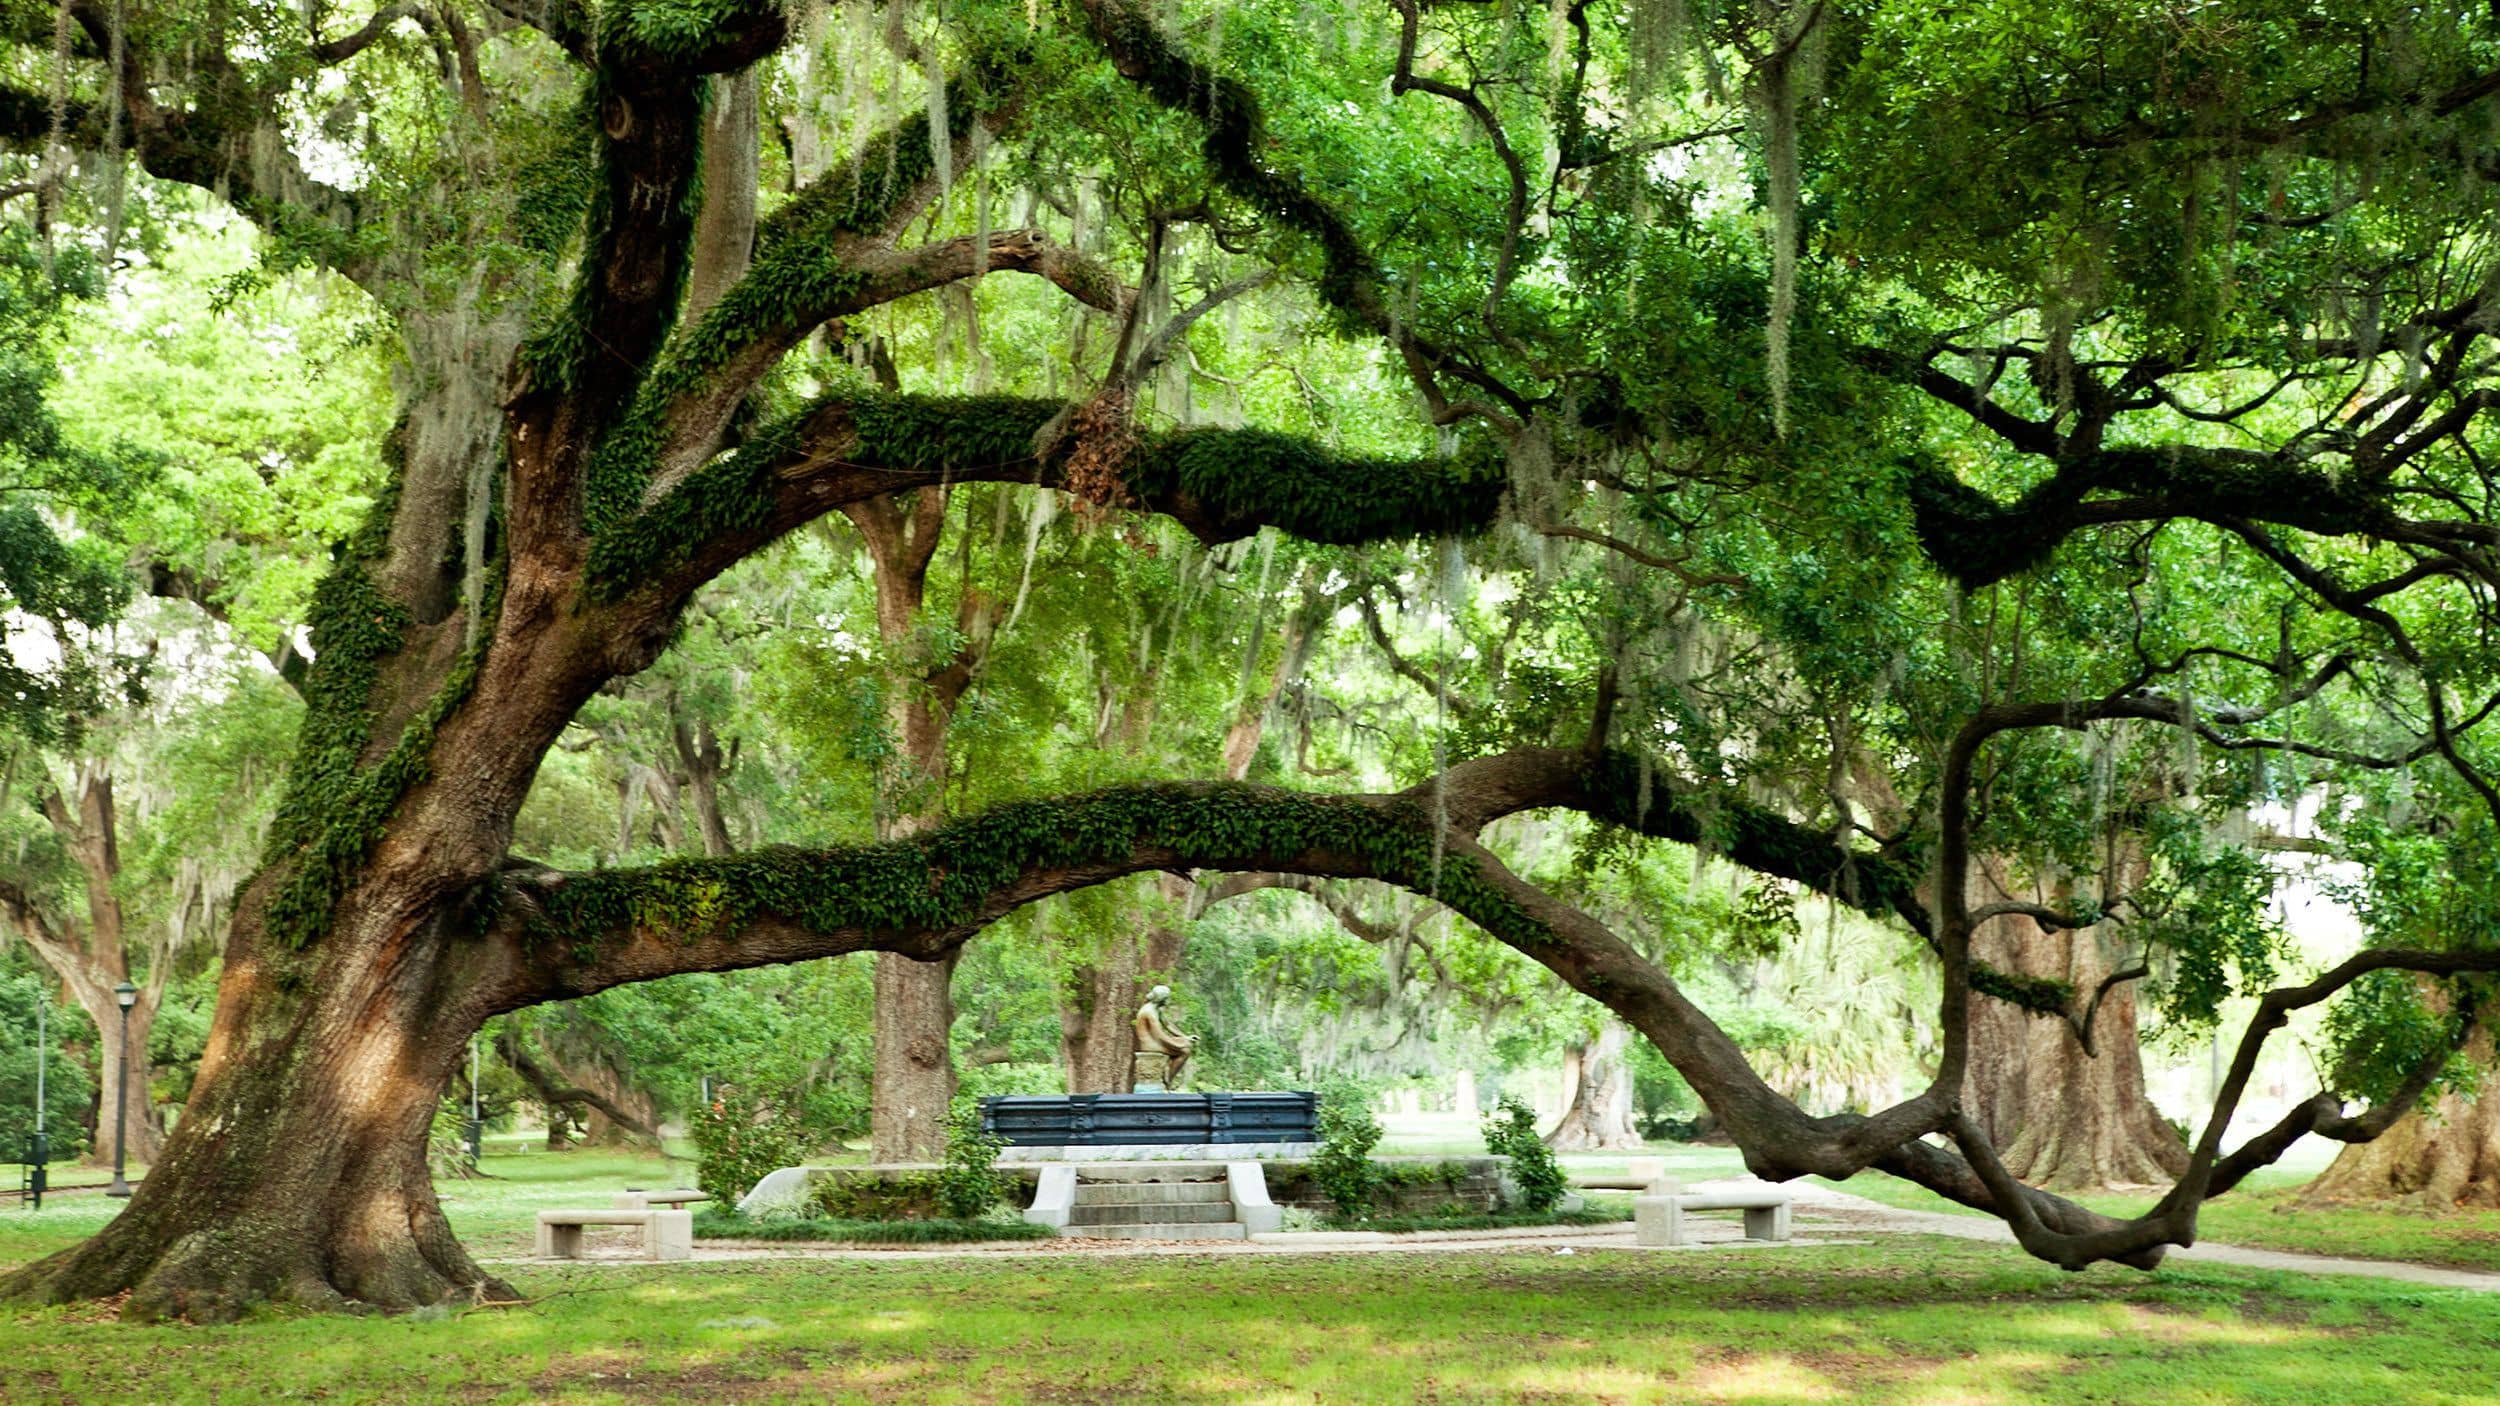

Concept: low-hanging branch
[[474, 740, 2476, 1270]]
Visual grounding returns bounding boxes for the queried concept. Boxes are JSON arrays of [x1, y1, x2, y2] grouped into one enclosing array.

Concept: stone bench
[[1633, 1186, 1792, 1247], [1569, 1157, 1672, 1194], [535, 1208, 693, 1261], [612, 1188, 710, 1210]]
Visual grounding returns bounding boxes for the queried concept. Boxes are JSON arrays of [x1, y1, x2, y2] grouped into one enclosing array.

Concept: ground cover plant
[[1354, 1207, 1622, 1235], [690, 1208, 1050, 1244]]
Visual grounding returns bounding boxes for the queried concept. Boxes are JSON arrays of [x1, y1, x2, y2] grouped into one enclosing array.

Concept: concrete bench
[[1633, 1187, 1792, 1247], [535, 1208, 693, 1261], [612, 1188, 710, 1210], [1569, 1157, 1672, 1194]]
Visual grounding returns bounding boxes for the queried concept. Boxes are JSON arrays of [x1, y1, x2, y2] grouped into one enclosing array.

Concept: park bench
[[1632, 1185, 1792, 1246], [1568, 1156, 1673, 1194], [1562, 1159, 1793, 1244], [612, 1188, 709, 1210], [535, 1208, 693, 1261]]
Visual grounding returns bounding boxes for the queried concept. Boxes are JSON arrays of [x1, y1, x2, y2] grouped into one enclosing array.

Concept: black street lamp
[[27, 990, 45, 1210], [106, 980, 137, 1198]]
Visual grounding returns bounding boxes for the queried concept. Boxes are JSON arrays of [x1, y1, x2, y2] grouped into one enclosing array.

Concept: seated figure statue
[[1131, 984, 1197, 1091]]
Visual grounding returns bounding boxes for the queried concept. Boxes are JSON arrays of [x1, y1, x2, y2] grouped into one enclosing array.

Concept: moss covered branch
[[585, 391, 1506, 603], [556, 66, 1042, 542], [488, 745, 1914, 997]]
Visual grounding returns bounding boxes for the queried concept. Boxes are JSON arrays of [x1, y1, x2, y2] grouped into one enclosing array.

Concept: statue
[[1131, 984, 1197, 1091]]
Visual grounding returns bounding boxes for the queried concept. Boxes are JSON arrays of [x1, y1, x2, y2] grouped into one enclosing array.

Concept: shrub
[[1482, 1095, 1569, 1212], [812, 1169, 944, 1220], [692, 1208, 1051, 1244], [1312, 1083, 1385, 1221], [937, 1098, 1010, 1218], [690, 1086, 813, 1208], [1360, 1208, 1619, 1235]]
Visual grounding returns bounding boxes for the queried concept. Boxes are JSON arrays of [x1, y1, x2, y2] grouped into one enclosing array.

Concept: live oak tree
[[1, 0, 2498, 1320]]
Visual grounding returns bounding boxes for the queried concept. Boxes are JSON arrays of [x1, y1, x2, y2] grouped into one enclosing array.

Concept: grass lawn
[[0, 1233, 2491, 1403], [0, 1152, 2490, 1403], [1813, 1166, 2500, 1274]]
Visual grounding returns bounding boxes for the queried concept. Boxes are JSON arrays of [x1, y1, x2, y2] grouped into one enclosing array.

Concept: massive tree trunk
[[1060, 935, 1140, 1094], [1964, 859, 2188, 1190], [1544, 1023, 1643, 1151], [2304, 1024, 2500, 1208], [871, 949, 960, 1157], [6, 847, 517, 1319]]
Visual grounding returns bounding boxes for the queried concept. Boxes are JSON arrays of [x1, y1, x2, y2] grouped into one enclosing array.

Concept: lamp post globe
[[107, 980, 137, 1198]]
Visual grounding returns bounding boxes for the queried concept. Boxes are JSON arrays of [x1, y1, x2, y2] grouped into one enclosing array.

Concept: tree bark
[[2303, 1024, 2500, 1208], [1544, 1023, 1642, 1151], [672, 709, 736, 857], [871, 949, 959, 1158], [848, 488, 987, 1160], [1060, 929, 1140, 1094], [4, 883, 514, 1320], [1963, 859, 2188, 1190]]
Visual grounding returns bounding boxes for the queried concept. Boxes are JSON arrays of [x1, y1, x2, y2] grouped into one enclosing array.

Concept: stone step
[[1071, 1181, 1231, 1206], [1068, 1200, 1239, 1226], [1062, 1221, 1248, 1241]]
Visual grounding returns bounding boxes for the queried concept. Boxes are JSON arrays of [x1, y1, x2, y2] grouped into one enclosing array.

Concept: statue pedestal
[[979, 1091, 1318, 1159], [1130, 1051, 1177, 1090]]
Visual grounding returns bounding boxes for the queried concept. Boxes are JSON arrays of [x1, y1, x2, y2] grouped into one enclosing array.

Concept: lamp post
[[28, 990, 45, 1209], [466, 1038, 482, 1168], [106, 980, 136, 1198]]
